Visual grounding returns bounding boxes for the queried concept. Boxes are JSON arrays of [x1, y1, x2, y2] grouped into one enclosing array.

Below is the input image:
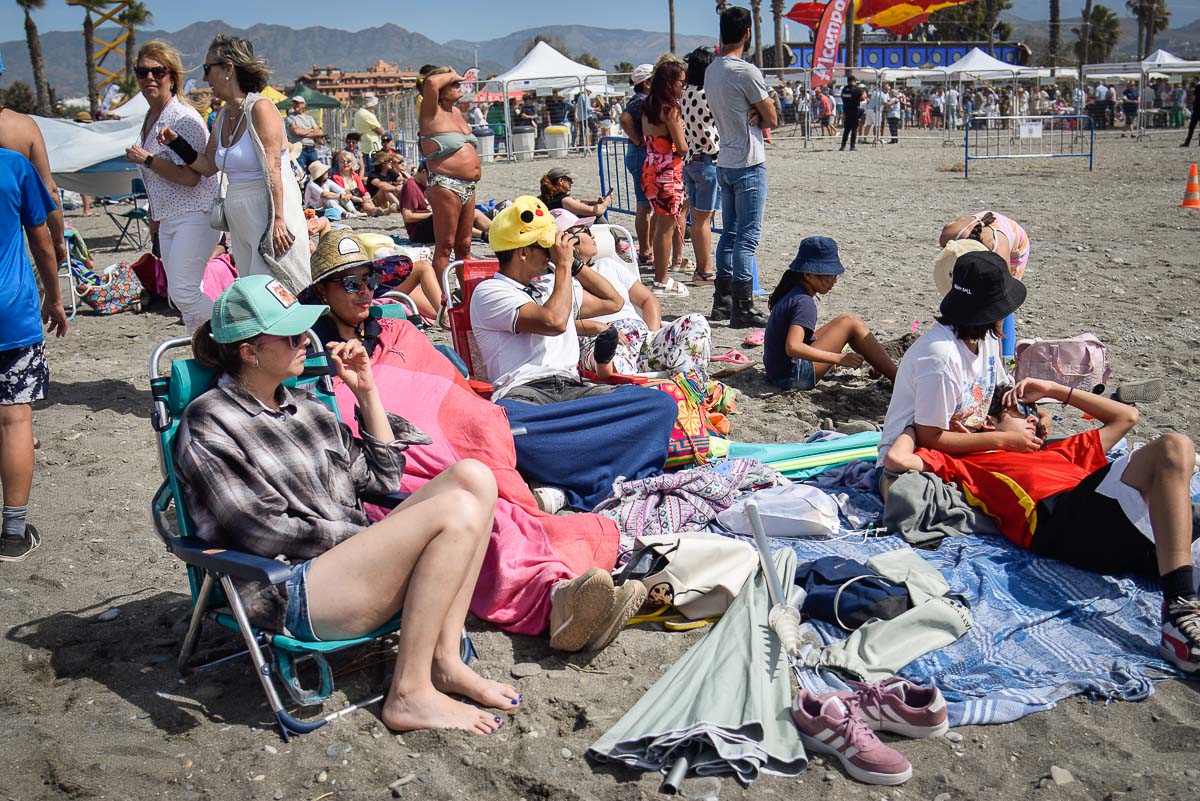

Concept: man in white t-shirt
[[945, 86, 961, 130], [470, 196, 623, 403], [879, 251, 1028, 464]]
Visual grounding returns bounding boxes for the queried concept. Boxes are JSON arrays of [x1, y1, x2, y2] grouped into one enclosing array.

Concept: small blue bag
[[796, 556, 911, 630]]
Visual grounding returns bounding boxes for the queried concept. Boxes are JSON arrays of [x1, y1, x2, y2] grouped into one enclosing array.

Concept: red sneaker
[[790, 690, 912, 786], [841, 677, 949, 739]]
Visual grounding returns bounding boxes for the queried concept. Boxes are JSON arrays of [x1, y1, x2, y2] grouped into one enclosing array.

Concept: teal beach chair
[[148, 333, 474, 740]]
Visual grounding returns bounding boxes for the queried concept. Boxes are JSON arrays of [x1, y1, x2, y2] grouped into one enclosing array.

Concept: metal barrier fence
[[596, 135, 727, 234], [963, 114, 1094, 178]]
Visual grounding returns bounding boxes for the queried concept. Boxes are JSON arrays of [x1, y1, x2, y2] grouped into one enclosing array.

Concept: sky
[[3, 0, 1199, 43]]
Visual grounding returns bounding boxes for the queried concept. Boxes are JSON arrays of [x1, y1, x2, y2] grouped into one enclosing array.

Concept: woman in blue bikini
[[418, 65, 481, 285]]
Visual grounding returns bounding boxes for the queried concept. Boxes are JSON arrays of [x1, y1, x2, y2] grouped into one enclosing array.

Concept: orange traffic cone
[[1182, 164, 1200, 209]]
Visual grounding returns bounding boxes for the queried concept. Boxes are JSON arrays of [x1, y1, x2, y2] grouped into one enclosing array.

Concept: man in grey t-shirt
[[285, 97, 324, 173], [703, 5, 777, 328]]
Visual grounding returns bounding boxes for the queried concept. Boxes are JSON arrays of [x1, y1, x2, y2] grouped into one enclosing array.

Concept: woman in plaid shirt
[[175, 275, 518, 735]]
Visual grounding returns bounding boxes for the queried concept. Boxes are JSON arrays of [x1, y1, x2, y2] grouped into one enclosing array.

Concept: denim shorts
[[284, 559, 322, 642], [769, 358, 817, 391], [625, 144, 648, 206], [683, 158, 720, 213]]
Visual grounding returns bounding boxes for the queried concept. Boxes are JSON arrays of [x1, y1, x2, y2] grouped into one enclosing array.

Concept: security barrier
[[963, 114, 1094, 178]]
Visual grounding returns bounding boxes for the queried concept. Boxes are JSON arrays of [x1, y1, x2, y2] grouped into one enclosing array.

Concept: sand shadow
[[40, 379, 150, 418]]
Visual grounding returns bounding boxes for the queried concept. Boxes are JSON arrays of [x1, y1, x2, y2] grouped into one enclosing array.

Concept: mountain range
[[1, 16, 1195, 99], [0, 21, 713, 98]]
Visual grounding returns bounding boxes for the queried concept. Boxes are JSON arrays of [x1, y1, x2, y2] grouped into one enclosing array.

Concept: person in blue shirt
[[762, 237, 895, 391], [0, 148, 69, 562]]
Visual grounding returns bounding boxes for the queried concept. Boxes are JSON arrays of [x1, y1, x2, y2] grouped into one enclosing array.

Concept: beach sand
[[3, 133, 1198, 801]]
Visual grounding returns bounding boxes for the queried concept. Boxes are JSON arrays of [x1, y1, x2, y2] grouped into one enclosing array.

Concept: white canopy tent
[[937, 48, 1044, 81], [1081, 50, 1200, 139], [33, 93, 150, 198]]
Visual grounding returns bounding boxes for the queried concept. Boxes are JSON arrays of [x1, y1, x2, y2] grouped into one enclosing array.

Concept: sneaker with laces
[[1161, 595, 1200, 674], [0, 524, 41, 563], [840, 677, 949, 738], [790, 691, 912, 785], [585, 579, 648, 652], [548, 568, 616, 652]]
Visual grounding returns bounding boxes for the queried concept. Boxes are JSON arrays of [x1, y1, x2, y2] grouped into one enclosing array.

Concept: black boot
[[710, 276, 733, 322], [730, 280, 768, 328]]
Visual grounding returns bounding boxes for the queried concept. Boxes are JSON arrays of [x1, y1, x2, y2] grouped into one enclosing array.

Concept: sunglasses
[[327, 273, 379, 294], [1015, 400, 1037, 419], [135, 66, 170, 80], [257, 333, 307, 349], [568, 224, 592, 237], [202, 61, 228, 76]]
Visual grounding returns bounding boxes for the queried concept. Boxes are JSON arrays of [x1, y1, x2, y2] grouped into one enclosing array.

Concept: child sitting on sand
[[882, 379, 1200, 674], [762, 236, 897, 391]]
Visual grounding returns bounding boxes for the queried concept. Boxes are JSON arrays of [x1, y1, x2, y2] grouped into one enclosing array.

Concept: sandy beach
[[3, 132, 1198, 801]]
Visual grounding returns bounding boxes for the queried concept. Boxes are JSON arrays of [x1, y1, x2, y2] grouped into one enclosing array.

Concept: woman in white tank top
[[157, 34, 309, 294]]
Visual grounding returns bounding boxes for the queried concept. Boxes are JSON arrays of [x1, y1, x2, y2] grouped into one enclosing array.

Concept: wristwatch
[[143, 154, 154, 168]]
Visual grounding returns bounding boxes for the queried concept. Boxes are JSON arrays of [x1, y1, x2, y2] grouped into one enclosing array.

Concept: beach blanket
[[727, 432, 881, 480], [755, 529, 1183, 726], [498, 387, 678, 511], [335, 318, 619, 635]]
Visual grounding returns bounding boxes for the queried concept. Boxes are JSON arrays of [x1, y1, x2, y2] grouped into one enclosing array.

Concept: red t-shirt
[[915, 430, 1109, 549], [398, 178, 434, 243]]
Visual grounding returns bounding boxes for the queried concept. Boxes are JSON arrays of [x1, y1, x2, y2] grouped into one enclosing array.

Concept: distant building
[[296, 60, 419, 104]]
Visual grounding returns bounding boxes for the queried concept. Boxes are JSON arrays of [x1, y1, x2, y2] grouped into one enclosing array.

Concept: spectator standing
[[884, 83, 902, 143], [1122, 81, 1140, 136], [1183, 80, 1200, 146], [641, 58, 689, 297], [839, 75, 864, 151], [418, 66, 483, 283], [0, 147, 68, 562], [945, 84, 960, 130], [620, 64, 656, 267], [354, 94, 385, 158], [123, 40, 222, 333], [158, 34, 310, 293], [575, 89, 597, 148], [468, 104, 486, 127], [704, 5, 776, 327], [681, 46, 720, 284], [285, 96, 324, 173]]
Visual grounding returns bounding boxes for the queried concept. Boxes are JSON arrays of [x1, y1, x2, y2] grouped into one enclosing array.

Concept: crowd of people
[[1, 13, 1198, 772]]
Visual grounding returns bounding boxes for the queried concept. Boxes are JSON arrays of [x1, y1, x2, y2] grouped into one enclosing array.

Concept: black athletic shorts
[[1030, 463, 1160, 576]]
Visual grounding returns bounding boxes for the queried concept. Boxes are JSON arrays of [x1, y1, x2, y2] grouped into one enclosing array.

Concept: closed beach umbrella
[[587, 549, 807, 786]]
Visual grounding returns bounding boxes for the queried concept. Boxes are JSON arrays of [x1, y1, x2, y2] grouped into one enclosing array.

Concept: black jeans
[[1185, 109, 1200, 145], [887, 117, 900, 142], [841, 110, 859, 149], [502, 375, 616, 406]]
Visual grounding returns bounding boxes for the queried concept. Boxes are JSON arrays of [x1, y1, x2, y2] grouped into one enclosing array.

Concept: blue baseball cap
[[787, 236, 845, 276]]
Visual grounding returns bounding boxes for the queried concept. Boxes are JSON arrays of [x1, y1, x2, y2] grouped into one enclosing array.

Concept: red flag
[[811, 0, 851, 88], [785, 2, 827, 31]]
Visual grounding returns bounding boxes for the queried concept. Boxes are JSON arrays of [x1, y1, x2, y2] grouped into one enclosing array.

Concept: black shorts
[[0, 342, 48, 405], [1030, 463, 1160, 575]]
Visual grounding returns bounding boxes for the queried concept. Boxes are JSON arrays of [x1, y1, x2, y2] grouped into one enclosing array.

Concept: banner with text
[[811, 0, 850, 88]]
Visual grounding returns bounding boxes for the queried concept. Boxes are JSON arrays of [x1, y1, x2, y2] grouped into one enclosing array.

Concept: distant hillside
[[1003, 13, 1200, 60], [445, 25, 715, 72], [0, 21, 711, 99]]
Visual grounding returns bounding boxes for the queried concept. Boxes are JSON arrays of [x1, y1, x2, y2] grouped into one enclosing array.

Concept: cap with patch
[[310, 230, 373, 285], [488, 196, 558, 253], [211, 275, 327, 344]]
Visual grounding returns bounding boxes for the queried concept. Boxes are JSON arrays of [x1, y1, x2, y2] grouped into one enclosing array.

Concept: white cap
[[363, 94, 378, 107], [291, 95, 305, 103], [631, 64, 654, 86]]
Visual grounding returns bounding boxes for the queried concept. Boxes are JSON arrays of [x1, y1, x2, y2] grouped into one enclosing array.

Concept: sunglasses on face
[[327, 273, 379, 294], [135, 66, 170, 80], [257, 333, 306, 349], [568, 224, 591, 237], [1015, 400, 1037, 419], [202, 61, 227, 76]]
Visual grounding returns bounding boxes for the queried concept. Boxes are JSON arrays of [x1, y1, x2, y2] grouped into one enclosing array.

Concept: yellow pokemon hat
[[488, 196, 558, 253]]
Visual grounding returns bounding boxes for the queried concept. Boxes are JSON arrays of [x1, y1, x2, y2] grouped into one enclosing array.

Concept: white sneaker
[[532, 485, 567, 514]]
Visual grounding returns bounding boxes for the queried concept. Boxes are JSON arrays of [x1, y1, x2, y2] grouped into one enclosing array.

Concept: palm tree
[[750, 0, 764, 65], [77, 0, 112, 119], [772, 0, 785, 70], [118, 1, 153, 87], [17, 0, 52, 116], [1049, 0, 1061, 75], [1127, 0, 1169, 60], [1074, 4, 1121, 64], [984, 0, 1001, 54]]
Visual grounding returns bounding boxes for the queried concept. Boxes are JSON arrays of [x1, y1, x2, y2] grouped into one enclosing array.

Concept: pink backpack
[[1014, 334, 1112, 394]]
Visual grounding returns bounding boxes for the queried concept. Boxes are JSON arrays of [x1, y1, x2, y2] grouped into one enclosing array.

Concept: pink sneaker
[[841, 677, 949, 739], [790, 691, 912, 786]]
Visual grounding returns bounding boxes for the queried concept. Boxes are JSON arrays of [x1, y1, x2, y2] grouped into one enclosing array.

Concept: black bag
[[796, 556, 911, 630]]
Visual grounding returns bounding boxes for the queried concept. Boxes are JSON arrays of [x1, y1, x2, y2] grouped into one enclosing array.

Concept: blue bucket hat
[[787, 236, 844, 276]]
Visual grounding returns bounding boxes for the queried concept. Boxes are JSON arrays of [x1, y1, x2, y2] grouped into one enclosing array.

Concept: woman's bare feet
[[382, 686, 502, 735], [433, 659, 522, 710]]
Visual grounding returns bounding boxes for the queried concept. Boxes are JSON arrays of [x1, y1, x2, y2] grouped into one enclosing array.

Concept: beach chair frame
[[148, 334, 474, 741], [101, 178, 150, 252]]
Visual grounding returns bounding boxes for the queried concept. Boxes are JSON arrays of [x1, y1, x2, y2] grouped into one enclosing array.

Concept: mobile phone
[[603, 187, 614, 200]]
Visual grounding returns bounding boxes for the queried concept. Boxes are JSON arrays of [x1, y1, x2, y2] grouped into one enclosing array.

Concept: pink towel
[[201, 253, 238, 301], [334, 318, 618, 635]]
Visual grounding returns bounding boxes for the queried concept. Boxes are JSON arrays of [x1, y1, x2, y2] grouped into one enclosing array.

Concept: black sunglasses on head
[[135, 66, 170, 80]]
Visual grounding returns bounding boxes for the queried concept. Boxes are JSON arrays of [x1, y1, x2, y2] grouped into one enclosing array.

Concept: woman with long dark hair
[[681, 47, 720, 283], [640, 59, 689, 297]]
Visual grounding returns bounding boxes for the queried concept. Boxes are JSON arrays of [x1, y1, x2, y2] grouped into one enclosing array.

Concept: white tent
[[33, 93, 150, 197], [938, 48, 1043, 80], [490, 41, 607, 92], [1085, 49, 1200, 77]]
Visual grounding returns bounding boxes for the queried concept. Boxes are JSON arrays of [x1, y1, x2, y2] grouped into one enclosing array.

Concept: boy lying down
[[882, 377, 1200, 675]]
